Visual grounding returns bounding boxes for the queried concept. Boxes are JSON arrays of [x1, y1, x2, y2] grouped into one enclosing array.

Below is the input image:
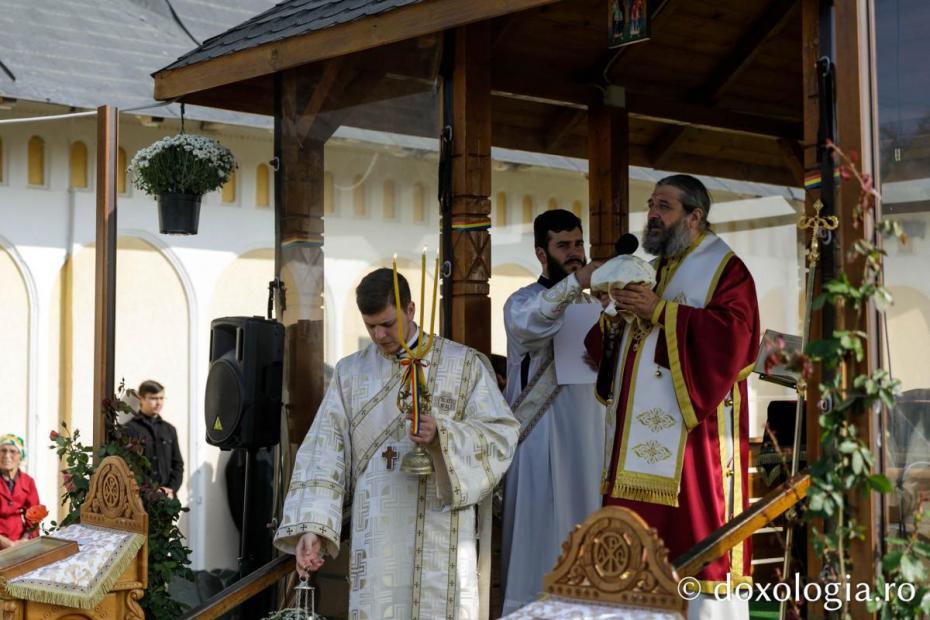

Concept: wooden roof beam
[[646, 0, 799, 173], [154, 0, 561, 101], [490, 70, 801, 140], [544, 108, 586, 152], [626, 93, 801, 140], [699, 0, 799, 104], [648, 125, 688, 171]]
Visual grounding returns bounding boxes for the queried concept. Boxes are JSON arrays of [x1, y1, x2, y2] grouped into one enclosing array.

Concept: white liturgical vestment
[[501, 273, 606, 614], [275, 334, 519, 620]]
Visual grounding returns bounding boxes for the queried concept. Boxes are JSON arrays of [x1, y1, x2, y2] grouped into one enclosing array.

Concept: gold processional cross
[[798, 199, 839, 267]]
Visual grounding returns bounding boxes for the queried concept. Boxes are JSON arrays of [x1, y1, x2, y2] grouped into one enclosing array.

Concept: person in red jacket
[[0, 434, 41, 549]]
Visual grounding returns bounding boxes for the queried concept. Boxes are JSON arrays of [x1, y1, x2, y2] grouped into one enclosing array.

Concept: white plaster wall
[[0, 245, 30, 462]]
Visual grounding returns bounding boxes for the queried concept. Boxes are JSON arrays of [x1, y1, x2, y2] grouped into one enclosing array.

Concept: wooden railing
[[674, 470, 810, 577], [181, 554, 292, 620], [181, 472, 809, 618]]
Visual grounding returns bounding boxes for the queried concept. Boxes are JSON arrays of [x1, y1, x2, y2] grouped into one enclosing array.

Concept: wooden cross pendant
[[382, 446, 398, 470]]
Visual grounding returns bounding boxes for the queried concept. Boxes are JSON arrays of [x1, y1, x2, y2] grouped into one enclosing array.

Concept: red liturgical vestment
[[590, 234, 760, 587]]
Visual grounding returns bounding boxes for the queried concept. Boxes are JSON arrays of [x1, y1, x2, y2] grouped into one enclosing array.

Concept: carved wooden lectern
[[0, 456, 149, 620], [503, 506, 687, 619]]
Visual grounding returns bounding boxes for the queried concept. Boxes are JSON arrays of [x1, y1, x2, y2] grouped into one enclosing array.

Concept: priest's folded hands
[[407, 412, 437, 445], [295, 532, 325, 578]]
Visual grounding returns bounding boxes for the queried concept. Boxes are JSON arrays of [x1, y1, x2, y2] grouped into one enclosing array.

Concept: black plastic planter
[[157, 192, 202, 235]]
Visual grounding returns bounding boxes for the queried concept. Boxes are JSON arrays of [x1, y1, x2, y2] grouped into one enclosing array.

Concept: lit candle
[[418, 247, 426, 356], [427, 251, 439, 351], [392, 254, 415, 358]]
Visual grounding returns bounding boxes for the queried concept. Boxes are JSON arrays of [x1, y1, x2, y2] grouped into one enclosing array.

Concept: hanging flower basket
[[129, 134, 237, 235]]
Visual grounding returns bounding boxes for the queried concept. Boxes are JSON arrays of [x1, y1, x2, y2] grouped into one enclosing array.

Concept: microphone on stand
[[614, 233, 639, 256]]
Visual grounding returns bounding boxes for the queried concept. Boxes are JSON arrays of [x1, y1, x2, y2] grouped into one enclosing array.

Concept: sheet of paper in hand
[[554, 303, 603, 385]]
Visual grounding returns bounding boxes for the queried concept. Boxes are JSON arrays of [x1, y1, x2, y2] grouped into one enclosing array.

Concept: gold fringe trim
[[5, 531, 144, 610], [610, 481, 680, 507]]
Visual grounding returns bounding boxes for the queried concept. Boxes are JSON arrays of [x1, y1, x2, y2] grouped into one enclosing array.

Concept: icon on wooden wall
[[609, 0, 650, 48]]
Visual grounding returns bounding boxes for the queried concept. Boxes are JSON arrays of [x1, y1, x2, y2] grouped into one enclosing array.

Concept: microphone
[[614, 233, 639, 256]]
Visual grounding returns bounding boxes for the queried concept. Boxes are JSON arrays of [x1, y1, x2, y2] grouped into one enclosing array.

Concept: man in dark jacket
[[123, 380, 184, 499]]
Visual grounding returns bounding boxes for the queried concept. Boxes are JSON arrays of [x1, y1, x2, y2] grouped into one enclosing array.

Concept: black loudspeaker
[[205, 316, 284, 449]]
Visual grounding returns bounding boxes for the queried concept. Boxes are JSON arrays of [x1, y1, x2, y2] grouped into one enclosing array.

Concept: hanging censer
[[292, 576, 321, 620]]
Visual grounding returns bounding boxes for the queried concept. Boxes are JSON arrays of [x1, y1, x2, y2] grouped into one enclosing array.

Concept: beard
[[642, 216, 692, 257], [545, 251, 586, 283]]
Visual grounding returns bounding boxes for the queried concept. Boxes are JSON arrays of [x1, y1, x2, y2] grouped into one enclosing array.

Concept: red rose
[[25, 504, 48, 525], [49, 430, 59, 440]]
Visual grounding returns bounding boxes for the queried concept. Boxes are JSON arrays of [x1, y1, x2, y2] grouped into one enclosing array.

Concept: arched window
[[383, 180, 396, 219], [27, 136, 45, 186], [221, 170, 237, 204], [69, 141, 88, 189], [522, 195, 534, 225], [496, 192, 508, 228], [413, 183, 426, 223], [547, 197, 558, 211], [255, 163, 270, 208], [353, 175, 366, 216], [117, 147, 128, 194], [571, 199, 583, 217]]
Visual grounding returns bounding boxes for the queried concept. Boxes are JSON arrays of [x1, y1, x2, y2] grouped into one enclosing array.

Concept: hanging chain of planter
[[129, 106, 237, 235]]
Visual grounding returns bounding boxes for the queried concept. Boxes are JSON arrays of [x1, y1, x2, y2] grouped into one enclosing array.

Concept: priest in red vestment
[[588, 174, 759, 620]]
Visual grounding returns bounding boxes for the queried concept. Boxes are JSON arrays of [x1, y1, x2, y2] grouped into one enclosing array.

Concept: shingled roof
[[0, 0, 275, 123], [163, 0, 424, 72]]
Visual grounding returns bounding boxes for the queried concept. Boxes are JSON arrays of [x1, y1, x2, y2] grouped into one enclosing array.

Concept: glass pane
[[876, 0, 930, 536]]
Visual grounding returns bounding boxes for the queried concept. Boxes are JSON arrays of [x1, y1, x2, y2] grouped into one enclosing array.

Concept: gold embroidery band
[[510, 353, 562, 443], [351, 340, 445, 486], [411, 477, 428, 618], [666, 302, 699, 431], [610, 330, 686, 508]]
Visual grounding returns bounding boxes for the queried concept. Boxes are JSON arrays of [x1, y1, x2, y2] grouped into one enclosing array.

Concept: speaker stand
[[238, 447, 257, 580]]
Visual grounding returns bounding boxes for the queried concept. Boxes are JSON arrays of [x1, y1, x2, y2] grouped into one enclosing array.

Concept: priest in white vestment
[[501, 210, 607, 614], [275, 268, 519, 620]]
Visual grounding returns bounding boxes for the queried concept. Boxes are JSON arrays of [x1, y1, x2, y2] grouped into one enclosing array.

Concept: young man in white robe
[[275, 268, 519, 619], [500, 209, 607, 614]]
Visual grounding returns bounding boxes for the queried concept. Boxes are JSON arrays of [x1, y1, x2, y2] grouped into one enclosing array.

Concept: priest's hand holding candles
[[392, 248, 440, 456]]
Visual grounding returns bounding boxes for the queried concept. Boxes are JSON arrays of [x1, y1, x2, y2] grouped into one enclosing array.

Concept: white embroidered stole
[[349, 339, 445, 487], [511, 291, 593, 442], [608, 233, 733, 506]]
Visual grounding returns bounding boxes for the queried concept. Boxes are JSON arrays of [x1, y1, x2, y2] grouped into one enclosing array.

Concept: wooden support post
[[93, 105, 118, 459], [587, 103, 629, 261], [800, 0, 823, 587], [448, 23, 492, 355], [276, 69, 328, 447], [833, 2, 877, 611]]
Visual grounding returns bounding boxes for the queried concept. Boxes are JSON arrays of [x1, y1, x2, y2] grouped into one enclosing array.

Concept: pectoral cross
[[382, 446, 398, 470]]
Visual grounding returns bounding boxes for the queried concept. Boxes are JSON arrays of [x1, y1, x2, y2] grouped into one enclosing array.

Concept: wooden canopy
[[154, 0, 805, 187], [149, 2, 883, 618]]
